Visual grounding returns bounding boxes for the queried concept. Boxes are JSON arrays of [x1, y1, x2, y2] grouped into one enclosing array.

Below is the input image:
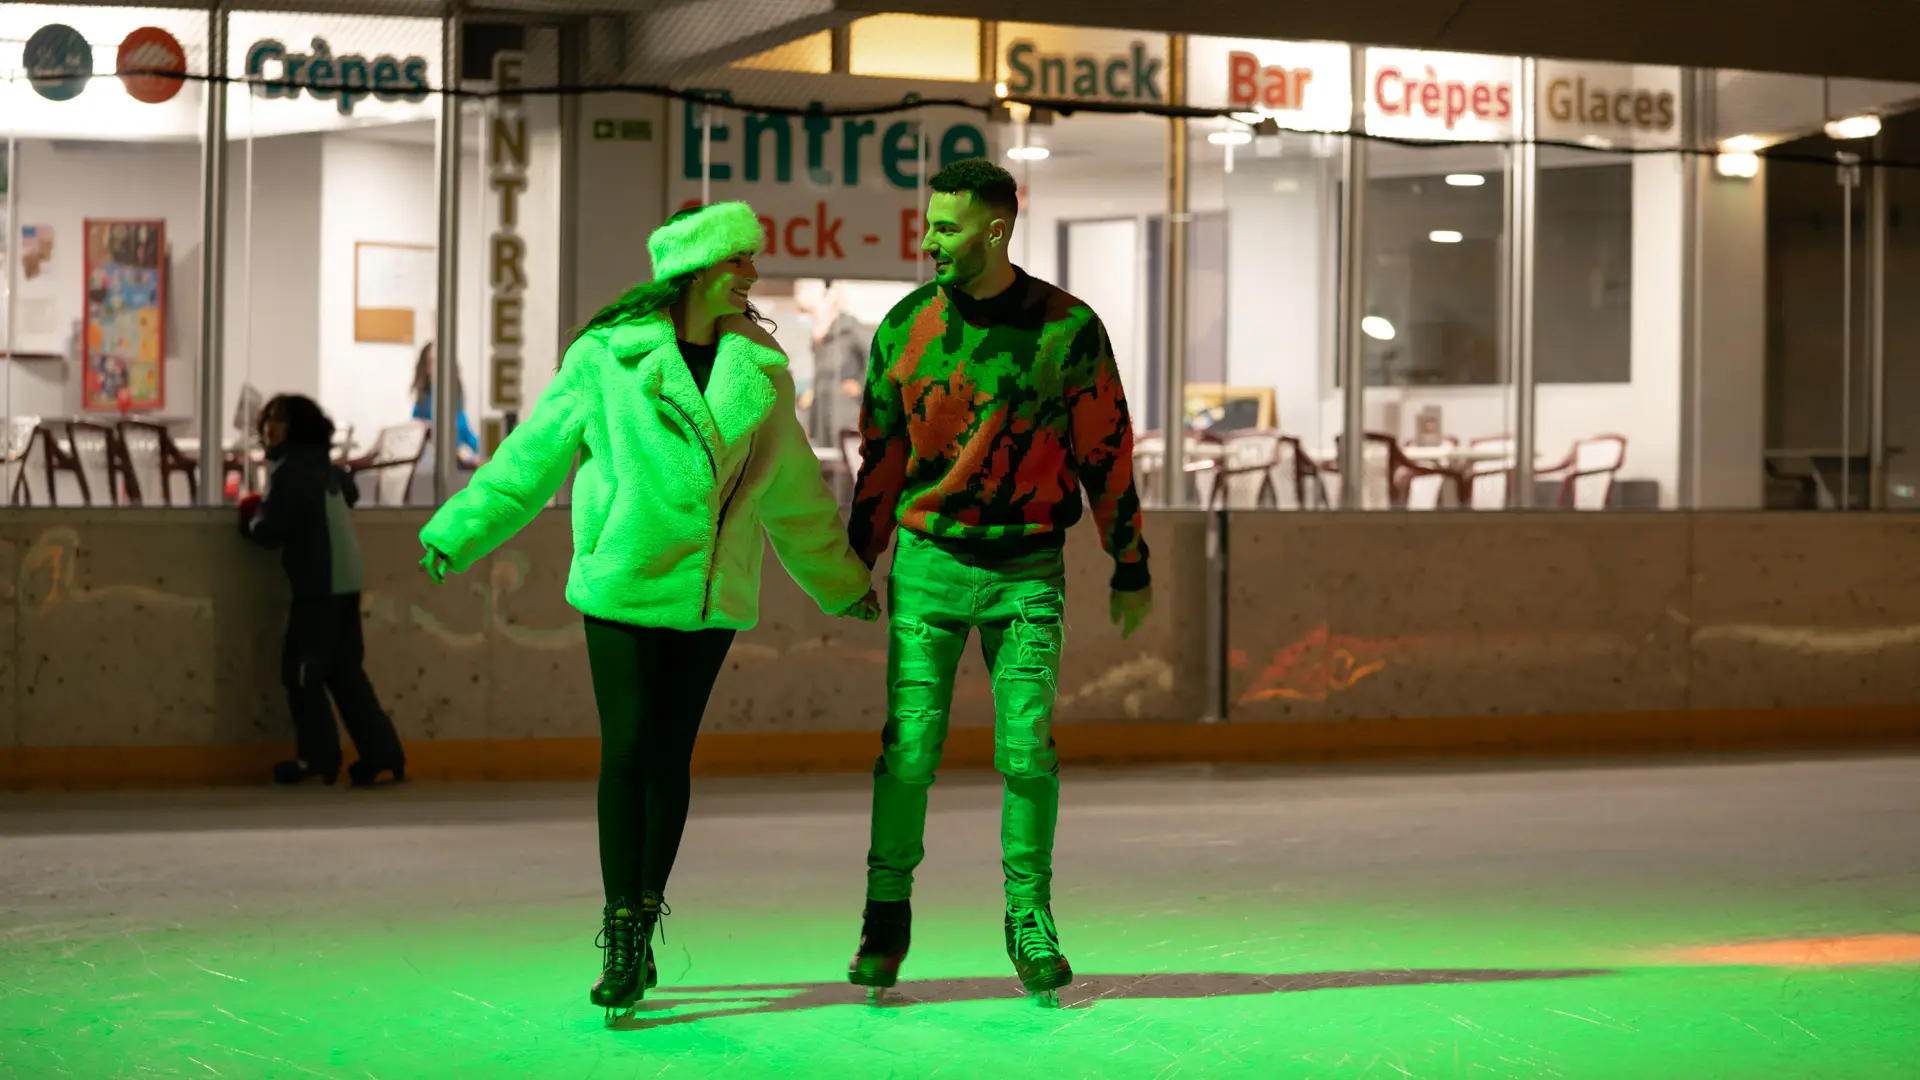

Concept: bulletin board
[[353, 241, 436, 344], [82, 219, 167, 412], [1185, 383, 1276, 432]]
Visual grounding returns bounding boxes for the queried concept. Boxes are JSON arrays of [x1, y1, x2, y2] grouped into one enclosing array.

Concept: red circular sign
[[117, 27, 186, 105]]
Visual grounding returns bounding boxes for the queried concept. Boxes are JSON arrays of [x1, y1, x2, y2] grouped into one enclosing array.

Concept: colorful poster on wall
[[82, 219, 167, 412]]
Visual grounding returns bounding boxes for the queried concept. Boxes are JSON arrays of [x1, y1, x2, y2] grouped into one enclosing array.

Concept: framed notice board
[[354, 241, 436, 344], [82, 218, 167, 411]]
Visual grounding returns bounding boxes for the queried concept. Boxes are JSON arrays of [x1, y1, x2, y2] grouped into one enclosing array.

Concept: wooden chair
[[1543, 434, 1628, 509], [67, 421, 131, 506], [117, 420, 199, 506], [10, 423, 77, 506], [1467, 434, 1514, 510], [1324, 432, 1456, 509], [344, 421, 430, 506]]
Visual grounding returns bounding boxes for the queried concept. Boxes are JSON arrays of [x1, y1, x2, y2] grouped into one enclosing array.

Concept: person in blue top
[[410, 341, 479, 463]]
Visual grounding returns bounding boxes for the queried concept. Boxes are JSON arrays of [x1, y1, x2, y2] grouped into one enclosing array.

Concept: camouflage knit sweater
[[848, 268, 1150, 591]]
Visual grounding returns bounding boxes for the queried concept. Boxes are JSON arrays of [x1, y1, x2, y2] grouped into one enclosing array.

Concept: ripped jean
[[867, 531, 1066, 907]]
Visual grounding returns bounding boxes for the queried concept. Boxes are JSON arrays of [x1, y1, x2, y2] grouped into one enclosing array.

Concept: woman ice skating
[[417, 202, 881, 1022]]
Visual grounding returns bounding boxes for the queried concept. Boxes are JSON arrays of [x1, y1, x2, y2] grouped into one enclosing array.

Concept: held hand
[[798, 388, 815, 410], [420, 547, 451, 585], [237, 491, 262, 524], [841, 378, 863, 400], [1110, 586, 1153, 640], [837, 589, 882, 622]]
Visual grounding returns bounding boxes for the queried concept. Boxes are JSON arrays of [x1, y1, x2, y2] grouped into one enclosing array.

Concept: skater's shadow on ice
[[611, 968, 1610, 1030]]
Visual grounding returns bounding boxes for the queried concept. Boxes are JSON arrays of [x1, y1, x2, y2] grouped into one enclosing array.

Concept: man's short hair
[[929, 158, 1018, 221]]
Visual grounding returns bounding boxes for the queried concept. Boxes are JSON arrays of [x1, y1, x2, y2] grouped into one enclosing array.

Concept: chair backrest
[[118, 421, 168, 506], [1405, 470, 1447, 510], [368, 420, 431, 506], [1564, 434, 1627, 510], [1215, 430, 1280, 509], [67, 422, 120, 506], [17, 424, 76, 506], [1359, 433, 1396, 509], [1468, 466, 1509, 510]]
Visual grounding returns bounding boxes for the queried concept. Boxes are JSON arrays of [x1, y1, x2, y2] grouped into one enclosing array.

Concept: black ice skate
[[1005, 903, 1073, 1007], [346, 758, 406, 788], [637, 892, 668, 992], [847, 899, 911, 1003], [591, 902, 644, 1023]]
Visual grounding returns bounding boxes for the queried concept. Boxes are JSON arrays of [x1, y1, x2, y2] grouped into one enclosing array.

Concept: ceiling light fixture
[[1444, 173, 1486, 187], [1428, 230, 1464, 243], [1006, 145, 1049, 162], [1824, 114, 1881, 140]]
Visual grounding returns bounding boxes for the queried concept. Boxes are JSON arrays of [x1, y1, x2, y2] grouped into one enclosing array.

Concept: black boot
[[638, 892, 669, 991], [1005, 903, 1073, 1005], [347, 758, 406, 788], [272, 759, 337, 786], [848, 899, 912, 1000], [591, 901, 643, 1021]]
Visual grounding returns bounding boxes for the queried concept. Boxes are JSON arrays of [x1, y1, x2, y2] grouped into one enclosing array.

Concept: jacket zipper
[[663, 394, 748, 623], [701, 435, 754, 621]]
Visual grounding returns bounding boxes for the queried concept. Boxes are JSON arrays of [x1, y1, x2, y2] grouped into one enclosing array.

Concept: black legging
[[584, 617, 736, 906]]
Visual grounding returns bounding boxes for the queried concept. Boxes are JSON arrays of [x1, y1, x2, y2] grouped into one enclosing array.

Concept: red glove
[[238, 492, 263, 530]]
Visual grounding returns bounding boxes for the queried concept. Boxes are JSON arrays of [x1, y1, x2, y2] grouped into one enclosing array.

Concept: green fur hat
[[648, 202, 765, 282]]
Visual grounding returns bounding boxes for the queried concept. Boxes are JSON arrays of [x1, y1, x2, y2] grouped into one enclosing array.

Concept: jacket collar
[[604, 312, 785, 451]]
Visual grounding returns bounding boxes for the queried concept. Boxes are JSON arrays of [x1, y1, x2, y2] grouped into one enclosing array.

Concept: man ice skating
[[845, 158, 1152, 1006]]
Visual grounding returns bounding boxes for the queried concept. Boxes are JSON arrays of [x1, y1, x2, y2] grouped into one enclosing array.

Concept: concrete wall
[[2, 509, 1916, 787]]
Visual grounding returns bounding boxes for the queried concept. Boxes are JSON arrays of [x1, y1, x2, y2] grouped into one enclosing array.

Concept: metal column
[[1838, 151, 1860, 510], [1867, 132, 1888, 509], [195, 5, 230, 505], [1508, 58, 1539, 509], [1336, 52, 1367, 505], [1158, 34, 1189, 507], [433, 10, 463, 503], [557, 20, 582, 353], [1677, 69, 1706, 509]]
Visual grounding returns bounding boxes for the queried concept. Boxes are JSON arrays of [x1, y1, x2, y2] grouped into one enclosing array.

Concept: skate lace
[[641, 893, 670, 946], [596, 905, 641, 979], [1011, 906, 1060, 960]]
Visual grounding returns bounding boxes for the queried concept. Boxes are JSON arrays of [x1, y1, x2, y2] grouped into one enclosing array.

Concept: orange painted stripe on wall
[[2, 706, 1915, 791]]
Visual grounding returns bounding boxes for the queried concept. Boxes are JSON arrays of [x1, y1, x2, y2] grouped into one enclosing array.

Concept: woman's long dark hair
[[410, 341, 463, 407], [564, 206, 774, 368]]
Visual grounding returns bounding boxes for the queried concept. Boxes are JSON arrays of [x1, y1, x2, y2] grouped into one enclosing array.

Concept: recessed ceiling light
[[1444, 173, 1485, 187], [1208, 130, 1253, 147], [1429, 230, 1464, 243], [1006, 145, 1049, 162], [1362, 316, 1396, 341]]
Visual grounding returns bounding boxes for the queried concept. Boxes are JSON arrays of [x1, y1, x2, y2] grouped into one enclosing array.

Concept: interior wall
[[225, 133, 325, 442], [4, 139, 202, 424], [1220, 154, 1333, 444], [316, 133, 440, 452], [1698, 164, 1768, 508]]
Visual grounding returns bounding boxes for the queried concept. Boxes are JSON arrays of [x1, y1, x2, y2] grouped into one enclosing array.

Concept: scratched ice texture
[[3, 758, 1918, 1078]]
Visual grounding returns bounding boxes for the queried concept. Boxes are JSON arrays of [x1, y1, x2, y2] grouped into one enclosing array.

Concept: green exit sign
[[592, 119, 653, 142]]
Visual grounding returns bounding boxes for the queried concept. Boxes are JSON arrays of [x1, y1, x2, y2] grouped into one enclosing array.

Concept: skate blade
[[1032, 990, 1060, 1009], [866, 986, 887, 1005]]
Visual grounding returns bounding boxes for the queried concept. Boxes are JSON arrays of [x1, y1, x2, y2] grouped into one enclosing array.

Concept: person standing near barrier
[[415, 202, 880, 1023], [240, 394, 408, 789], [844, 159, 1153, 1006]]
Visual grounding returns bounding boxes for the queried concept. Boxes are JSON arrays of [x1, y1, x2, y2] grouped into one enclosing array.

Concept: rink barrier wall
[[2, 510, 1917, 790]]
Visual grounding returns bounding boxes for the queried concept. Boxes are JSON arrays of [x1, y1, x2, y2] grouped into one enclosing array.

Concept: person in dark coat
[[240, 394, 407, 787]]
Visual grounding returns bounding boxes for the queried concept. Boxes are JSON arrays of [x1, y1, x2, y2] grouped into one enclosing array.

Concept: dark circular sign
[[24, 23, 94, 102]]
